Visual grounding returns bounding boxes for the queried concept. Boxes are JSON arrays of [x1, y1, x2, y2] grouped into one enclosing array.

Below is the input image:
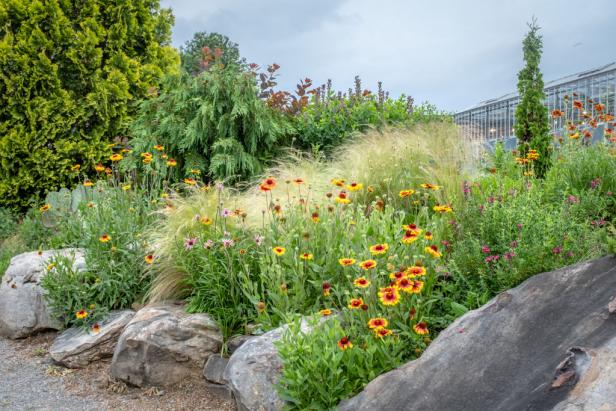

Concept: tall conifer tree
[[514, 18, 551, 178]]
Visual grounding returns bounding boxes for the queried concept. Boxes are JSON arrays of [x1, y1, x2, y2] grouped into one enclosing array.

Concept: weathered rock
[[227, 334, 254, 354], [110, 303, 222, 387], [223, 320, 314, 411], [203, 354, 228, 385], [49, 310, 134, 368], [339, 256, 616, 411], [0, 249, 85, 339]]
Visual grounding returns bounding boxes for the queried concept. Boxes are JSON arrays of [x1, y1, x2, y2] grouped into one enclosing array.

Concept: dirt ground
[[0, 331, 235, 411]]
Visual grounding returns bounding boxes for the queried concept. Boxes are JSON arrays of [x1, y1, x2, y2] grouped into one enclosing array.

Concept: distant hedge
[[0, 0, 179, 210]]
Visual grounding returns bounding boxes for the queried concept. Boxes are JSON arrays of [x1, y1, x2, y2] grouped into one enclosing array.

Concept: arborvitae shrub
[[0, 0, 179, 210]]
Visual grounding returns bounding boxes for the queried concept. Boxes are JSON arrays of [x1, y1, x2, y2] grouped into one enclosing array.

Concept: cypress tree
[[514, 18, 551, 178], [0, 0, 179, 210]]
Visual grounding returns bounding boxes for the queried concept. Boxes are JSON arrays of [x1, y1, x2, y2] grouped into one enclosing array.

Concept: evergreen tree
[[0, 0, 179, 210], [130, 56, 292, 183], [180, 31, 245, 75], [514, 18, 551, 178]]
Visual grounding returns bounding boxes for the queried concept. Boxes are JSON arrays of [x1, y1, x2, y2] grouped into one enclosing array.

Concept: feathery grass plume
[[146, 122, 468, 302]]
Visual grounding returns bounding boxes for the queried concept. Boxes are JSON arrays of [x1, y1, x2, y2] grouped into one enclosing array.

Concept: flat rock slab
[[50, 310, 135, 368], [110, 303, 223, 387], [0, 249, 85, 339], [339, 256, 616, 411]]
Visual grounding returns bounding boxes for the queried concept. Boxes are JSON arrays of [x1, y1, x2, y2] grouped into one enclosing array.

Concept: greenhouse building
[[454, 62, 616, 149]]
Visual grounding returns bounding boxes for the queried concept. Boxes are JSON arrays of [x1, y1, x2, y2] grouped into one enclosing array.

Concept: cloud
[[161, 0, 616, 111]]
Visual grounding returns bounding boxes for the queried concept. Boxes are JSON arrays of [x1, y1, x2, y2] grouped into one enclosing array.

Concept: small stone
[[203, 354, 228, 385]]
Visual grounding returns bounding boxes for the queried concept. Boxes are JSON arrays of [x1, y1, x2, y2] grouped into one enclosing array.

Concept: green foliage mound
[[130, 59, 293, 182], [0, 0, 179, 210]]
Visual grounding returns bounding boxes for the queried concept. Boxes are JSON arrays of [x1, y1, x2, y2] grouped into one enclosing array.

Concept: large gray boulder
[[339, 256, 616, 411], [50, 310, 134, 368], [0, 249, 85, 339], [223, 320, 315, 411], [110, 303, 222, 387]]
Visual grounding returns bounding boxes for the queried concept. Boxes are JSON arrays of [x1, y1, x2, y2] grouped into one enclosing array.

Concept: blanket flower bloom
[[414, 322, 429, 335], [339, 258, 356, 266], [369, 243, 389, 255], [348, 298, 364, 309], [425, 245, 442, 258], [338, 336, 353, 350], [272, 246, 286, 256], [359, 259, 377, 270], [353, 277, 371, 288], [368, 318, 388, 329]]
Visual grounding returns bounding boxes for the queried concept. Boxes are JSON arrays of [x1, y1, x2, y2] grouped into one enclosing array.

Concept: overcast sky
[[160, 0, 616, 112]]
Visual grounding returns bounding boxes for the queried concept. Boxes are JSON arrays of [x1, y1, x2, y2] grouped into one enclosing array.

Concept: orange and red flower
[[401, 230, 420, 244], [339, 258, 356, 266], [353, 277, 371, 288], [406, 265, 427, 277], [420, 183, 441, 190], [348, 298, 364, 309], [413, 322, 429, 335], [99, 234, 111, 243], [409, 280, 424, 294], [338, 336, 353, 350], [425, 245, 442, 258], [76, 310, 88, 319], [378, 287, 400, 306], [319, 309, 333, 316], [272, 246, 286, 256], [346, 182, 363, 191], [260, 177, 277, 191], [144, 254, 154, 264], [369, 243, 389, 255], [367, 317, 388, 329], [399, 189, 415, 198], [335, 192, 351, 204], [359, 259, 377, 270], [374, 327, 393, 338], [300, 252, 313, 260]]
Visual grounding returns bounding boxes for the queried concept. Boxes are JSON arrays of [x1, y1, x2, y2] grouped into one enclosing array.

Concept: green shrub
[[281, 77, 450, 152], [0, 0, 179, 210], [129, 57, 293, 184]]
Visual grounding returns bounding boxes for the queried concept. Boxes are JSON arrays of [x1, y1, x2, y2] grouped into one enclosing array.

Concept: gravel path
[[0, 338, 102, 411], [0, 334, 235, 411]]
